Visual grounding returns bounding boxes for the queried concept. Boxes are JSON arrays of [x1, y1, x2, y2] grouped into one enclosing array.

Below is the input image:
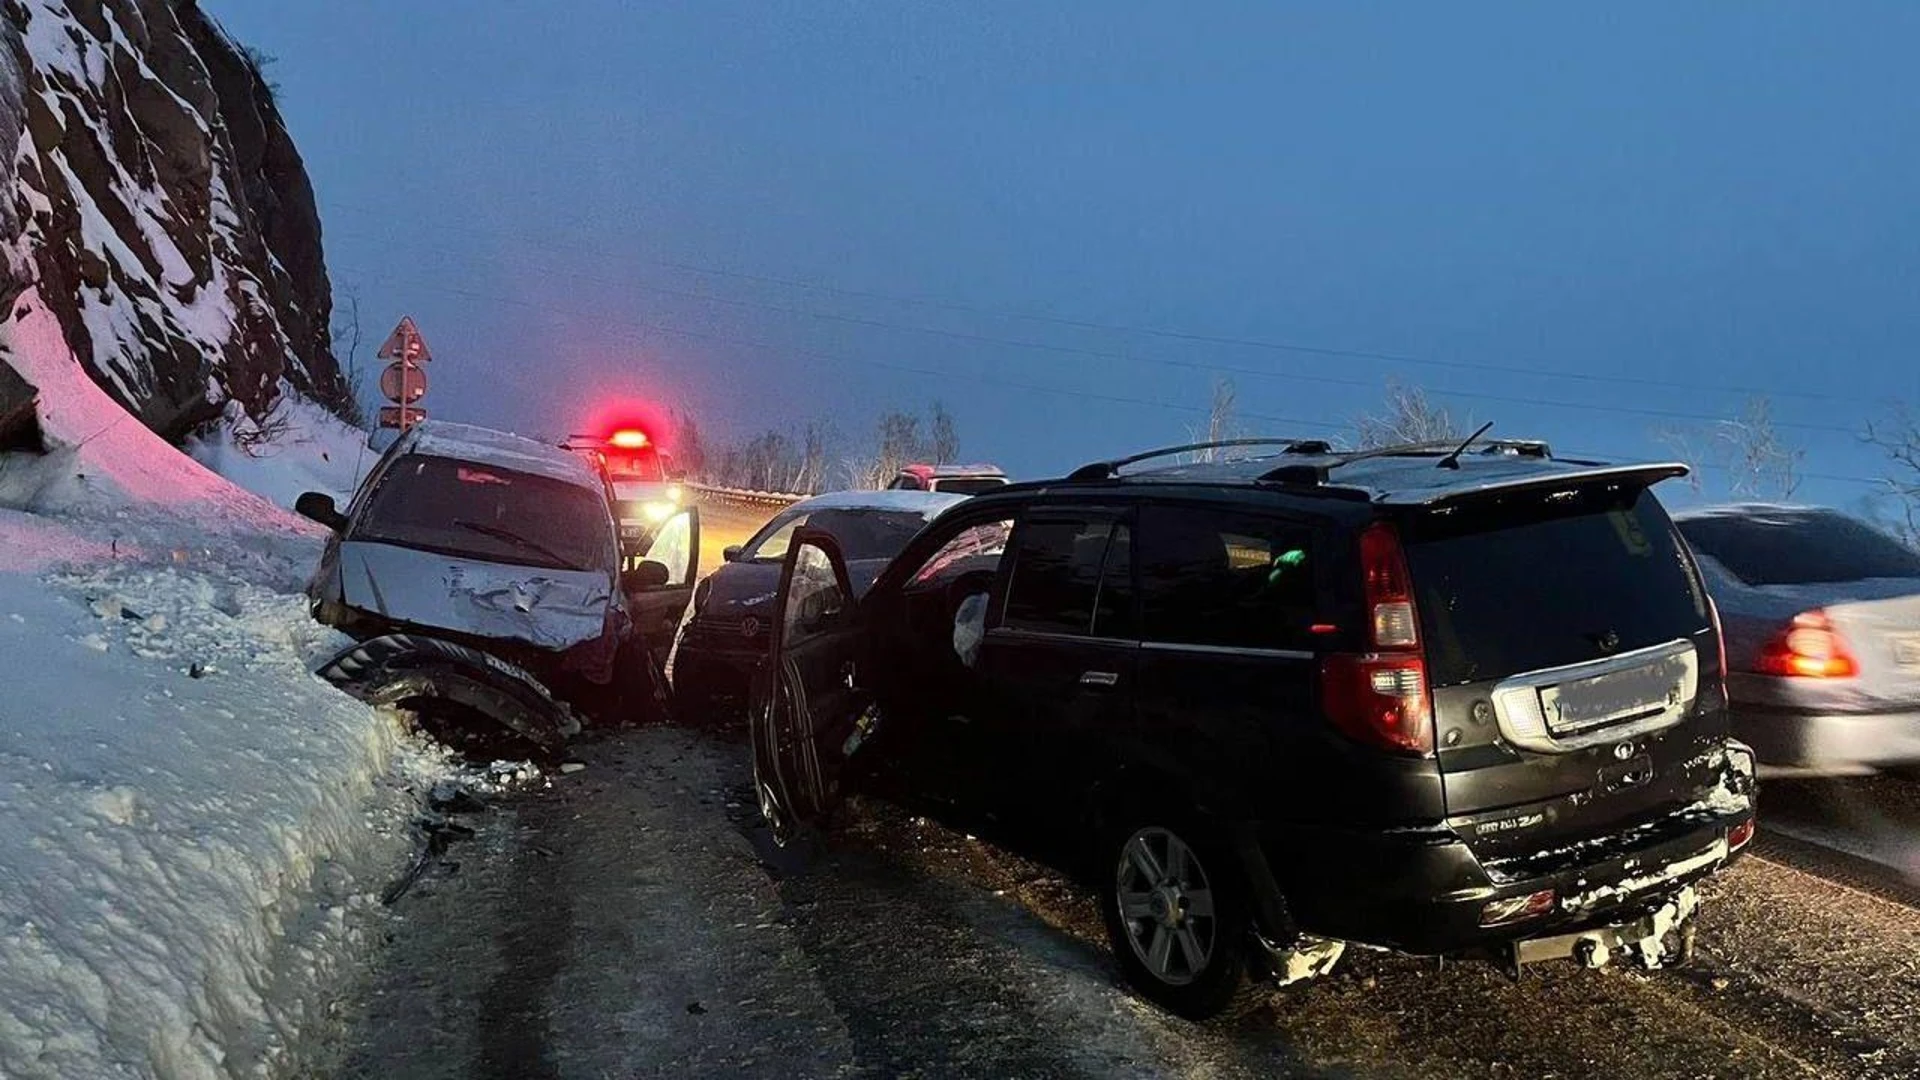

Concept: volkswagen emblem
[[741, 616, 762, 639], [1595, 630, 1621, 654], [1613, 741, 1636, 761]]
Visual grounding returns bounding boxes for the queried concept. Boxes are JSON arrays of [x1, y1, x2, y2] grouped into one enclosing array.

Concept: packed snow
[[0, 293, 442, 1079], [186, 395, 379, 511]]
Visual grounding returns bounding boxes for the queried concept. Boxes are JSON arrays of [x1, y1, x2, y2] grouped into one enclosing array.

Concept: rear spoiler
[[1384, 462, 1691, 508]]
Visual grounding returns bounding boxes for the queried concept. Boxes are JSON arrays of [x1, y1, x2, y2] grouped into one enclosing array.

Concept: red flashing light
[[609, 428, 650, 449], [1755, 610, 1858, 679]]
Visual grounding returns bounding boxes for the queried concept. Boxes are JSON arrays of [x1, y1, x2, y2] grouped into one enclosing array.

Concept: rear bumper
[[1248, 744, 1757, 957], [1731, 703, 1920, 770]]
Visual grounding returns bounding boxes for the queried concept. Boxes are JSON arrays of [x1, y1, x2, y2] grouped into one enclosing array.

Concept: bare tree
[[791, 420, 834, 494], [328, 284, 369, 429], [1655, 396, 1803, 501], [1653, 425, 1708, 494], [1180, 378, 1242, 463], [1866, 403, 1920, 545], [671, 409, 707, 480], [1714, 396, 1802, 500], [928, 402, 959, 466], [1355, 379, 1460, 449]]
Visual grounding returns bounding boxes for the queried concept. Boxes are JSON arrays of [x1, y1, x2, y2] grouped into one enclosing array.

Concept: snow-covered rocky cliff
[[2, 0, 348, 448]]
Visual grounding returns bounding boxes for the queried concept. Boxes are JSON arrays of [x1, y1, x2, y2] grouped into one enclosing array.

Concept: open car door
[[625, 505, 700, 669], [750, 528, 869, 845]]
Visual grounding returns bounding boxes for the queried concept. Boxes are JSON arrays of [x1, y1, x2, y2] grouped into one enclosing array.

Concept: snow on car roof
[[901, 462, 1005, 478], [787, 488, 969, 519], [405, 421, 603, 490], [1669, 502, 1836, 520]]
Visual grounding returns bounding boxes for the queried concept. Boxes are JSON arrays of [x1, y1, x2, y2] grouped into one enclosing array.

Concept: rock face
[[2, 0, 348, 442]]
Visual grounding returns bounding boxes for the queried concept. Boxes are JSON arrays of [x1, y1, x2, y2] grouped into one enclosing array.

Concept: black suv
[[749, 437, 1757, 1018]]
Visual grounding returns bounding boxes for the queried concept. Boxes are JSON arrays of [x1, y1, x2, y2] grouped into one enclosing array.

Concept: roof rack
[[1066, 438, 1334, 482], [1257, 438, 1558, 486]]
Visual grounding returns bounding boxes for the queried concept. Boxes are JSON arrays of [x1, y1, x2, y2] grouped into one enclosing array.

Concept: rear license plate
[[1895, 634, 1920, 669], [1540, 657, 1688, 736]]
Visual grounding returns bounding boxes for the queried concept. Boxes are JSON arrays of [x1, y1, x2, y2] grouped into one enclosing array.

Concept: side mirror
[[295, 491, 346, 532], [722, 545, 742, 563], [622, 559, 671, 592]]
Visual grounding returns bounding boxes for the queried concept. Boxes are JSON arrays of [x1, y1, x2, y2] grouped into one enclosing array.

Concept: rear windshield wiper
[[453, 519, 580, 570]]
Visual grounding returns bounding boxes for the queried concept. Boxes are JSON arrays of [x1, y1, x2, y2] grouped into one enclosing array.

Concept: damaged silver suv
[[296, 420, 699, 758]]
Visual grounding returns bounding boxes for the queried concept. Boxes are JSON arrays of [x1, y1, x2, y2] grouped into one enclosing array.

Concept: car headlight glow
[[641, 499, 677, 523]]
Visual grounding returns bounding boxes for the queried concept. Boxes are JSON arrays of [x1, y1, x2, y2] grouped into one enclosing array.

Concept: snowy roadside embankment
[[186, 396, 378, 512], [0, 292, 438, 1078]]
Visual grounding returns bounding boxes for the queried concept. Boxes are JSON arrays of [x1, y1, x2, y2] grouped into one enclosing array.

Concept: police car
[[565, 428, 684, 558]]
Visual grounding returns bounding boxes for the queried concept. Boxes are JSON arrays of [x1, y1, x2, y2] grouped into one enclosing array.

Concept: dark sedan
[[668, 490, 964, 723]]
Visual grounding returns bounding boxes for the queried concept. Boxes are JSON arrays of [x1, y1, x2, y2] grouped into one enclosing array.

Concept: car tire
[[1098, 814, 1254, 1021]]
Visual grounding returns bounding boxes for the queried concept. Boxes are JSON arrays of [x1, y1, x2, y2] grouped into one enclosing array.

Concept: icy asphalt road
[[320, 727, 1920, 1080]]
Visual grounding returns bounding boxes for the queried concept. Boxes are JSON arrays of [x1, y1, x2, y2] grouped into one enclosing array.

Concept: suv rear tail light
[[1480, 888, 1556, 927], [1728, 818, 1756, 852], [1322, 654, 1434, 755], [1755, 610, 1858, 679], [1360, 522, 1419, 648], [1323, 522, 1435, 756]]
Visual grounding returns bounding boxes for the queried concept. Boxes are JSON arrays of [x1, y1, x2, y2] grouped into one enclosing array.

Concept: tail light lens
[[1755, 610, 1858, 679], [1360, 523, 1419, 648], [1322, 654, 1434, 754], [1728, 817, 1756, 851], [1480, 888, 1557, 927], [1323, 522, 1435, 756]]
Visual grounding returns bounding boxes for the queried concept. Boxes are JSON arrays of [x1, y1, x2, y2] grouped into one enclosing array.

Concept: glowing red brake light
[[1755, 610, 1858, 679], [1322, 522, 1434, 756], [609, 429, 650, 449]]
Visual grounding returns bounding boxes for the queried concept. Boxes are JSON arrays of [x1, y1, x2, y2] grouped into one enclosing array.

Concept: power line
[[335, 264, 1893, 488], [320, 199, 1893, 409], [328, 233, 1868, 439]]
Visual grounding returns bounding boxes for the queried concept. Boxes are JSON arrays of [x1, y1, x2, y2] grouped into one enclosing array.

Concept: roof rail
[[1066, 438, 1333, 482], [1257, 438, 1559, 486]]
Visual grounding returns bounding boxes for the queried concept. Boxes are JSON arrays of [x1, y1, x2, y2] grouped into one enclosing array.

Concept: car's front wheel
[[1099, 818, 1253, 1020]]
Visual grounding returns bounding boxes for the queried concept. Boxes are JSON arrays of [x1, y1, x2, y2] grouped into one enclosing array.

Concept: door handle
[[1080, 670, 1119, 688]]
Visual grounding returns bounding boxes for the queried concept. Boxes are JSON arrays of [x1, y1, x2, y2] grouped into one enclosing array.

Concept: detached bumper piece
[[1507, 886, 1698, 978]]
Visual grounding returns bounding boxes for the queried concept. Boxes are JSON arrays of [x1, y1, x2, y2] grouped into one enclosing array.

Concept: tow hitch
[[1505, 886, 1699, 979]]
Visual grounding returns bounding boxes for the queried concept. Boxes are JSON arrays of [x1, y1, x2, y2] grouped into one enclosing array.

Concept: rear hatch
[[1398, 482, 1727, 869]]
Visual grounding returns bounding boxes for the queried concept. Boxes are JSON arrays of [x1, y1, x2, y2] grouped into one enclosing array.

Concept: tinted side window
[[1003, 519, 1109, 635], [1137, 506, 1319, 650], [907, 517, 1016, 590]]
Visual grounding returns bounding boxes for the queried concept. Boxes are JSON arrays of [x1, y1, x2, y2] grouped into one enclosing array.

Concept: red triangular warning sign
[[376, 316, 432, 362]]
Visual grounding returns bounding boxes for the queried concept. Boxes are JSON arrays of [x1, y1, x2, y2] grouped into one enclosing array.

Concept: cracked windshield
[[5, 2, 1920, 1078]]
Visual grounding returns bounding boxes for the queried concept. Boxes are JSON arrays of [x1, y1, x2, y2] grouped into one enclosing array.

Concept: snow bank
[[186, 394, 377, 511], [0, 292, 438, 1079], [0, 563, 433, 1080], [0, 289, 291, 528]]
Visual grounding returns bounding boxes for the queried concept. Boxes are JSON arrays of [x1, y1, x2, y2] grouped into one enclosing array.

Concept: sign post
[[376, 316, 433, 431]]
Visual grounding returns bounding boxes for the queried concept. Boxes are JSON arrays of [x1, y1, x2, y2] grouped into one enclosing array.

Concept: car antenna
[[1436, 421, 1495, 470]]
